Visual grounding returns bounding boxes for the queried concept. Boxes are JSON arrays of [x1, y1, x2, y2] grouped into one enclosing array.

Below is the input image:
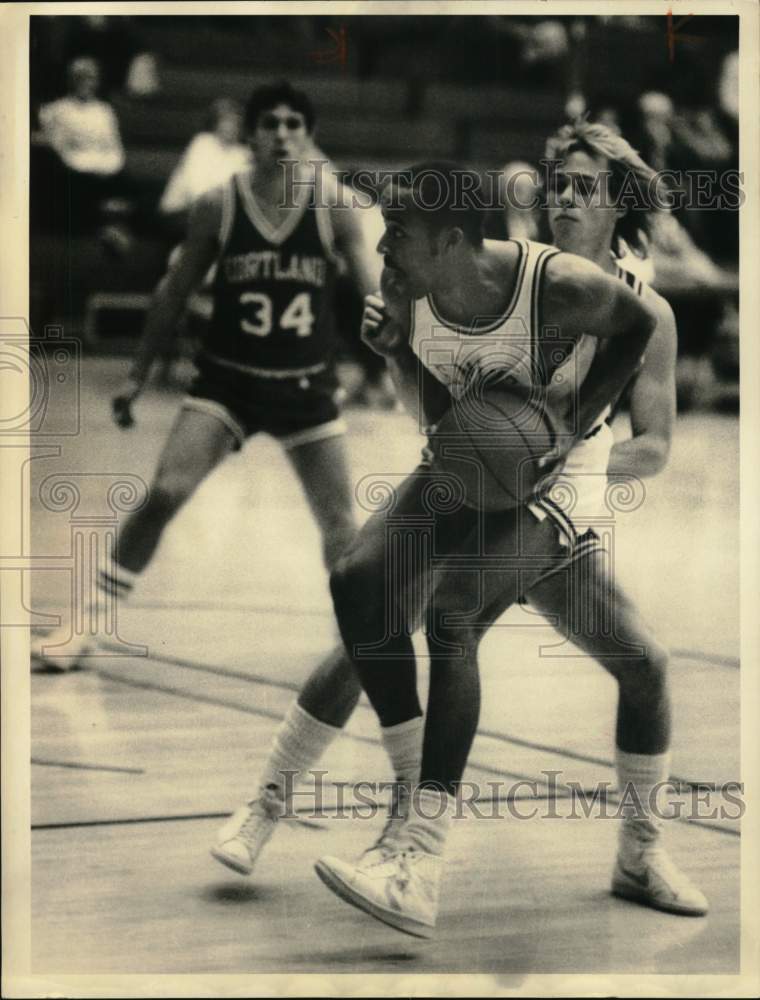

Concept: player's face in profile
[[250, 103, 311, 165], [377, 185, 442, 298], [547, 149, 619, 251]]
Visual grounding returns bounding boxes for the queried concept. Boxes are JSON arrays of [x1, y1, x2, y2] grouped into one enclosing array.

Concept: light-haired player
[[212, 140, 702, 930], [213, 123, 706, 932]]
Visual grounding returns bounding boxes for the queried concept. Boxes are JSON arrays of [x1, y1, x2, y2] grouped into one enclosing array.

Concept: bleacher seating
[[423, 83, 566, 124], [158, 68, 410, 116]]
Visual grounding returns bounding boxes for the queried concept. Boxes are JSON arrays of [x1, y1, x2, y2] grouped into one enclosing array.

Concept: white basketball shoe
[[612, 837, 708, 916], [30, 628, 95, 673], [211, 785, 287, 876], [315, 846, 442, 939]]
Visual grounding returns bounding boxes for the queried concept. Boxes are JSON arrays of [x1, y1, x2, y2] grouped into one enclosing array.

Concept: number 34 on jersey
[[239, 291, 315, 338]]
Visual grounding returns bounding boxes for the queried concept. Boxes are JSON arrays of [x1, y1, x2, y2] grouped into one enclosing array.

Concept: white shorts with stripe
[[527, 421, 615, 583]]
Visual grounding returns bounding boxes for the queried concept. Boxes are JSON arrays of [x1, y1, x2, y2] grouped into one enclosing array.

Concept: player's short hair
[[244, 81, 316, 134], [393, 160, 486, 247], [544, 118, 670, 257]]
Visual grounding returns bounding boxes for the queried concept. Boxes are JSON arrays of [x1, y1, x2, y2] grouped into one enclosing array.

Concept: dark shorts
[[184, 356, 347, 451], [343, 462, 581, 638]]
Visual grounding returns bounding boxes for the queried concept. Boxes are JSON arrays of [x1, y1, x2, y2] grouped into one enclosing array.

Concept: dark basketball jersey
[[201, 170, 339, 374]]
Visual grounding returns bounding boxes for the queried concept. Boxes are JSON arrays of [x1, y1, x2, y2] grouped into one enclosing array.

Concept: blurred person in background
[[36, 56, 133, 253], [635, 88, 739, 407], [636, 90, 735, 262], [159, 98, 252, 238], [64, 14, 136, 96], [38, 57, 125, 204], [520, 18, 570, 88], [501, 160, 541, 241], [155, 98, 253, 381]]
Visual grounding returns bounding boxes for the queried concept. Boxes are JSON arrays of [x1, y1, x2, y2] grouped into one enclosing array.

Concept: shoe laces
[[241, 789, 284, 833], [641, 846, 688, 886], [361, 785, 409, 865], [395, 847, 439, 897]]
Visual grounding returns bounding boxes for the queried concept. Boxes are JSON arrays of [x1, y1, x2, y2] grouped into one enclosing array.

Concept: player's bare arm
[[112, 188, 223, 427], [329, 191, 382, 299], [608, 291, 678, 478], [361, 270, 450, 428], [544, 253, 659, 440], [543, 251, 658, 343]]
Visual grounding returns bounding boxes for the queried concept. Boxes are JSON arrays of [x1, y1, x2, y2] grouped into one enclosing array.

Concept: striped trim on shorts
[[278, 417, 348, 451], [527, 494, 604, 589], [181, 396, 247, 449]]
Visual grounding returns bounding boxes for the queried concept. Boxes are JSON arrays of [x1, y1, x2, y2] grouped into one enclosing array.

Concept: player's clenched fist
[[360, 292, 402, 357], [111, 374, 143, 428]]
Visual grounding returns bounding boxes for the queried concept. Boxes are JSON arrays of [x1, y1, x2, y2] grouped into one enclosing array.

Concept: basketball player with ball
[[313, 144, 708, 935], [215, 132, 705, 934]]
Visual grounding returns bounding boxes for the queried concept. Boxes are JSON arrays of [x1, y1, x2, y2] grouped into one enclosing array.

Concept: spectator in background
[[636, 90, 736, 264], [520, 19, 570, 88], [64, 15, 156, 99], [718, 49, 739, 124], [37, 57, 130, 242], [40, 56, 124, 178], [637, 91, 675, 173], [501, 161, 541, 241], [154, 98, 251, 381], [159, 98, 252, 238]]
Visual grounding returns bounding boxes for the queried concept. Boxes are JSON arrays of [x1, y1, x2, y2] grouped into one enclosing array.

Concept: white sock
[[43, 555, 136, 643], [85, 556, 137, 636], [98, 556, 137, 604], [257, 702, 341, 800], [404, 787, 454, 856], [380, 716, 424, 785], [615, 748, 670, 861]]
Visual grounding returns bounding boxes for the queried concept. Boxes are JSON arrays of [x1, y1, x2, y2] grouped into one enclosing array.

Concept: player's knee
[[329, 553, 370, 620], [321, 518, 357, 574], [618, 641, 669, 704], [426, 613, 482, 658]]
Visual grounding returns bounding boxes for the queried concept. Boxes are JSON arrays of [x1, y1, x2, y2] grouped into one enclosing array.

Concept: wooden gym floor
[[28, 359, 740, 975]]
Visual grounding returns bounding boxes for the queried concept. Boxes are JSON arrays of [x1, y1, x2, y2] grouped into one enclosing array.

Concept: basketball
[[428, 379, 563, 511]]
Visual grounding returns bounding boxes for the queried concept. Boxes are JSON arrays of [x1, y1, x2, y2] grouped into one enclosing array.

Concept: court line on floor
[[31, 793, 740, 839], [91, 666, 543, 787], [31, 757, 144, 775], [27, 791, 635, 832], [86, 666, 738, 839], [32, 812, 325, 832], [38, 619, 739, 670], [670, 648, 739, 668], [99, 642, 301, 695], [98, 642, 732, 791]]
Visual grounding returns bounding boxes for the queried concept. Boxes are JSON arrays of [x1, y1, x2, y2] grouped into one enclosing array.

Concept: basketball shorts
[[419, 420, 608, 591], [183, 356, 347, 451]]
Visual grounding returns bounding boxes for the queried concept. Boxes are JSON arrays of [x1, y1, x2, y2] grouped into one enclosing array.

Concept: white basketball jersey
[[538, 261, 649, 532], [409, 239, 559, 400]]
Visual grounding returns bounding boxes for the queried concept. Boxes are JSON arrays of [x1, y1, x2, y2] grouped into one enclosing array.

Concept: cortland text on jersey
[[203, 171, 339, 375], [223, 249, 328, 288]]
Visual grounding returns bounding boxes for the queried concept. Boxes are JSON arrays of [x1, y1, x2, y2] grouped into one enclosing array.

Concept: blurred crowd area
[[29, 14, 739, 410]]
